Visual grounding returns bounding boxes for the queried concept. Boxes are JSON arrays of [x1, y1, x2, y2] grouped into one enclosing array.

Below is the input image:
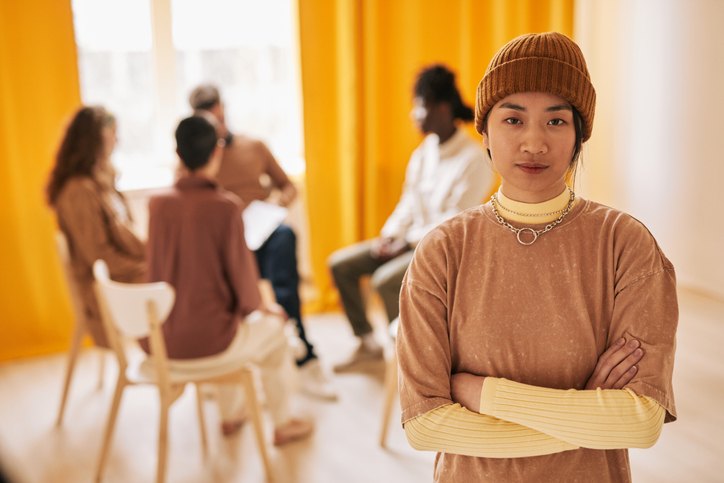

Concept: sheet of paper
[[242, 200, 288, 251]]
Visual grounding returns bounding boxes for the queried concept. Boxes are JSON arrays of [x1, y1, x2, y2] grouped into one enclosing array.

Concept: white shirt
[[380, 128, 492, 244]]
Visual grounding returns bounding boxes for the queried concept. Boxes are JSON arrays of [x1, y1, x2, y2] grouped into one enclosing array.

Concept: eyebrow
[[498, 102, 572, 112]]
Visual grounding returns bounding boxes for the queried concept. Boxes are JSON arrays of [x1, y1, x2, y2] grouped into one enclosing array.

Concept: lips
[[516, 163, 548, 174]]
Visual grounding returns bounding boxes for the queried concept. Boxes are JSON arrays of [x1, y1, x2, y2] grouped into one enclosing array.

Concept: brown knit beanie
[[475, 32, 596, 141]]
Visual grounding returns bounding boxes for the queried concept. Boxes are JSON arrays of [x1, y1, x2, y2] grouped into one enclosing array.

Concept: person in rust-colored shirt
[[188, 84, 336, 401], [145, 115, 313, 444]]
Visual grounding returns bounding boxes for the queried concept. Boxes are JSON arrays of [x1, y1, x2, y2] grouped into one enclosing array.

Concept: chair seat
[[132, 356, 251, 385]]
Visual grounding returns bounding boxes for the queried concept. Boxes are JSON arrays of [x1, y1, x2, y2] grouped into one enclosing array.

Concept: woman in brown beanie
[[396, 32, 677, 482], [47, 106, 146, 347]]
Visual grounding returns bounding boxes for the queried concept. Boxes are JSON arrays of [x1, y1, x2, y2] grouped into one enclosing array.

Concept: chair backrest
[[54, 231, 87, 325], [92, 260, 175, 339]]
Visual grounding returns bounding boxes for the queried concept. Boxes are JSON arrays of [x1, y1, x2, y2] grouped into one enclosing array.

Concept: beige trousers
[[168, 311, 295, 425]]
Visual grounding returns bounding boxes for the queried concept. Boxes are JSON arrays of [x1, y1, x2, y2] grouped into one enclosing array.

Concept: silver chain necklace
[[490, 189, 576, 246]]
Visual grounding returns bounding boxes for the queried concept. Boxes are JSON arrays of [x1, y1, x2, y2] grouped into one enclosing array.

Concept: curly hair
[[46, 106, 115, 205], [413, 64, 474, 122]]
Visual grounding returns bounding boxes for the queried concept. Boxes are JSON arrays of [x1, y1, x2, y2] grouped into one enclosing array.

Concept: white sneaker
[[299, 359, 338, 401], [333, 343, 384, 373], [285, 320, 308, 360]]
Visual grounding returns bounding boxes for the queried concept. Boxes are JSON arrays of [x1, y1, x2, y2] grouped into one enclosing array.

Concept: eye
[[504, 117, 522, 125], [548, 118, 566, 126]]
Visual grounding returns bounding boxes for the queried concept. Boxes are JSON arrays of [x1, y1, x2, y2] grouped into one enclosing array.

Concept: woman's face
[[100, 122, 118, 160], [483, 92, 576, 203]]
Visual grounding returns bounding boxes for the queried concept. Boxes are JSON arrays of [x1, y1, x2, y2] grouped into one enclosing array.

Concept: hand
[[371, 237, 408, 261], [278, 183, 297, 207], [585, 338, 644, 390], [450, 372, 485, 412], [260, 302, 288, 320]]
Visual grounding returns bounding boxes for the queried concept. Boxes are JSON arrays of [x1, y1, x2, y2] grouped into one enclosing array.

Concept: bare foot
[[221, 408, 249, 437], [273, 418, 314, 446], [221, 419, 244, 437]]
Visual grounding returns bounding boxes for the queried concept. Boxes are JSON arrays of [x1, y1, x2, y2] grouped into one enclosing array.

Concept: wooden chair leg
[[97, 350, 106, 390], [56, 323, 85, 427], [379, 348, 398, 448], [157, 396, 170, 483], [195, 383, 209, 458], [95, 376, 126, 482], [241, 369, 274, 482]]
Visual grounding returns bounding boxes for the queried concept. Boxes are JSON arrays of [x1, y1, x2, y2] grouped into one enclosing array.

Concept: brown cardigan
[[54, 176, 145, 347]]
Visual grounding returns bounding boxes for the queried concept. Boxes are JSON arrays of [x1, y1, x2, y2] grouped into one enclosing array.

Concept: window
[[71, 0, 304, 191]]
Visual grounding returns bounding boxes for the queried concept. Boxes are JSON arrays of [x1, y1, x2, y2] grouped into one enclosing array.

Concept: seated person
[[47, 105, 145, 347], [188, 84, 336, 400], [144, 115, 313, 443], [328, 64, 494, 372]]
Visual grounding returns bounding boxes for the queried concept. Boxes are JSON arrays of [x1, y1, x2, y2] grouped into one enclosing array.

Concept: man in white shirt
[[329, 65, 494, 371]]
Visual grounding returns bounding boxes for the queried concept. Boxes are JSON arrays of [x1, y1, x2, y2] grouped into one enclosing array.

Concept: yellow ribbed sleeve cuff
[[404, 403, 578, 458], [479, 378, 665, 449]]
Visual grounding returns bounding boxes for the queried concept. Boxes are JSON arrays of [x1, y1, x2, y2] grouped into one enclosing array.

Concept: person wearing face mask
[[329, 64, 493, 372], [47, 106, 146, 348]]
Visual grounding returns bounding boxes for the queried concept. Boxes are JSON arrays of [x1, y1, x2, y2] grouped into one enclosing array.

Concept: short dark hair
[[175, 116, 218, 171], [414, 64, 474, 122]]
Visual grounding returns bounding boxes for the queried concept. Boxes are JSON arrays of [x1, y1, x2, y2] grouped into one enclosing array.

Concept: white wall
[[575, 0, 724, 299]]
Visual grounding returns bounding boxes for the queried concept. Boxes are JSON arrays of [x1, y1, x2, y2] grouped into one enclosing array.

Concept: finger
[[602, 345, 644, 388], [585, 338, 626, 389], [595, 338, 627, 368], [612, 365, 638, 389], [609, 348, 645, 389], [586, 338, 641, 389], [598, 339, 640, 380]]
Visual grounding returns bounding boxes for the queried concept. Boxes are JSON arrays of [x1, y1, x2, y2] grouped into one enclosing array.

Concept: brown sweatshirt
[[397, 198, 678, 482]]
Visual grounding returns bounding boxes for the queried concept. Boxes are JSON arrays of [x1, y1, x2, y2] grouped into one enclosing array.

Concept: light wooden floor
[[0, 288, 722, 483]]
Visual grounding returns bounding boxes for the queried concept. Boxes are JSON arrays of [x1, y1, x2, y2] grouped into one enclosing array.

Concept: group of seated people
[[45, 64, 493, 443]]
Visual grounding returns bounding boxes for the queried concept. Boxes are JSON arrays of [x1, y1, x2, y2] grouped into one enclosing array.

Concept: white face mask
[[410, 97, 428, 124]]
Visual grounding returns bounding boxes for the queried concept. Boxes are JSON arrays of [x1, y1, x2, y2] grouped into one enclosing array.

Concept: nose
[[520, 126, 548, 155]]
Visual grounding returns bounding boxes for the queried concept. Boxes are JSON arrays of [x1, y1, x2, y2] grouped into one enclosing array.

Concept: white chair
[[379, 316, 399, 447], [54, 231, 107, 427], [92, 260, 273, 483]]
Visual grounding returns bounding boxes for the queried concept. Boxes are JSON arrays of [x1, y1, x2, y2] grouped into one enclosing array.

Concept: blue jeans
[[254, 224, 315, 364]]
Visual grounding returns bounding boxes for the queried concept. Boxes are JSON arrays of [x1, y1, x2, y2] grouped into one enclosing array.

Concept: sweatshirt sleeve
[[404, 403, 578, 458], [58, 179, 145, 281], [380, 148, 422, 240], [478, 378, 665, 449], [259, 141, 293, 191]]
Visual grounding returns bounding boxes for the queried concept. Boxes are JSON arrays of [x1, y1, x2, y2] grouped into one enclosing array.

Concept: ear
[[481, 132, 489, 150]]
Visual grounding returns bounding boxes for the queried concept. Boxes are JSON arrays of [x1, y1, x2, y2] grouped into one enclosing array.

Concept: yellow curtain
[[0, 1, 81, 359], [298, 0, 574, 311]]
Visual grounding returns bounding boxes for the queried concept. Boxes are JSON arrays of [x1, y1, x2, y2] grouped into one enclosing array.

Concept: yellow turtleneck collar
[[494, 186, 576, 224]]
